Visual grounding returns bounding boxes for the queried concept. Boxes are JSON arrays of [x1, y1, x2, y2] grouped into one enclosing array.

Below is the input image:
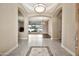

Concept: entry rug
[[26, 46, 53, 56]]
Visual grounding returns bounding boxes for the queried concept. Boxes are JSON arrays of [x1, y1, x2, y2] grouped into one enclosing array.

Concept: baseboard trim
[[61, 44, 75, 56], [1, 44, 18, 56]]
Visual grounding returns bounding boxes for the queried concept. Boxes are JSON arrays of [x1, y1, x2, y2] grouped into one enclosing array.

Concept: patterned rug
[[26, 46, 53, 56]]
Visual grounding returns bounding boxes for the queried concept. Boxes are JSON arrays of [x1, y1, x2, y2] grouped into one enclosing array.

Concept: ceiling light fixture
[[34, 4, 46, 13]]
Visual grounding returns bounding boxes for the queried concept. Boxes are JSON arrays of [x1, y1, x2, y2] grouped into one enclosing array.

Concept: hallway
[[0, 3, 76, 56], [8, 34, 71, 56]]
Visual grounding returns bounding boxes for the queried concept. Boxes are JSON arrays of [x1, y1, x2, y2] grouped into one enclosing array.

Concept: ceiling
[[29, 21, 41, 25], [29, 16, 49, 21], [22, 3, 58, 14], [18, 3, 59, 22]]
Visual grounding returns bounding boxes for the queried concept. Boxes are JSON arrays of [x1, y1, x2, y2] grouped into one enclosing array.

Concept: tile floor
[[26, 46, 53, 56], [8, 34, 72, 56]]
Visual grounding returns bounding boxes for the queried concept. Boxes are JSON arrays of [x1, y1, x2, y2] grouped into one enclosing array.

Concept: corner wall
[[52, 17, 59, 39], [62, 3, 76, 55], [48, 18, 53, 39], [0, 4, 18, 55]]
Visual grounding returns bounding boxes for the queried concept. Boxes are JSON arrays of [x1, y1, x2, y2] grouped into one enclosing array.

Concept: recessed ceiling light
[[34, 4, 46, 13]]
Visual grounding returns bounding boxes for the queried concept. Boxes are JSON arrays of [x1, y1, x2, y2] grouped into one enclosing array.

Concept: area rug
[[26, 46, 53, 56]]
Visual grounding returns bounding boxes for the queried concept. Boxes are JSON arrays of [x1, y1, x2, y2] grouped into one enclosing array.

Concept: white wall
[[56, 12, 62, 39], [52, 11, 62, 40], [52, 18, 59, 39], [18, 21, 25, 40], [48, 18, 53, 39], [18, 21, 24, 28], [42, 21, 48, 34], [18, 4, 28, 40], [62, 3, 76, 55], [24, 17, 28, 39], [0, 4, 18, 55]]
